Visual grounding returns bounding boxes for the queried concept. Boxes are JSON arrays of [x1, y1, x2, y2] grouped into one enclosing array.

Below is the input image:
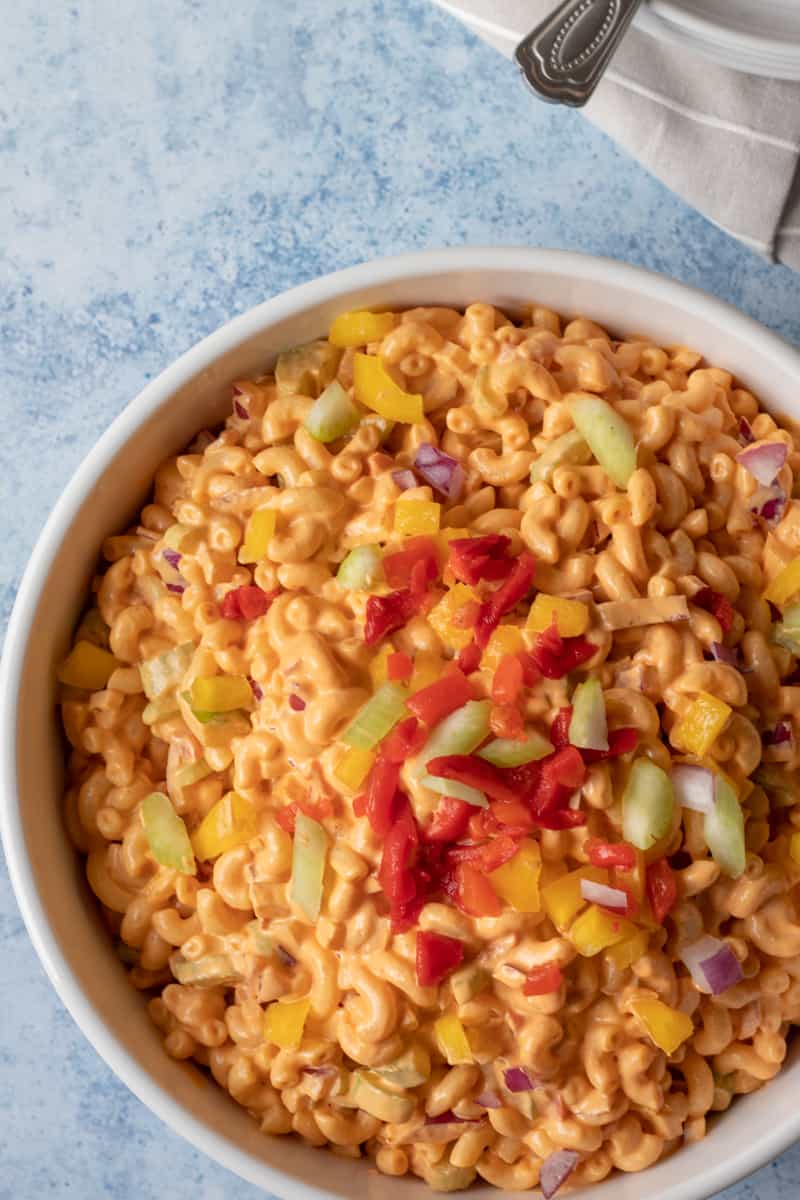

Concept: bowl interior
[[5, 249, 800, 1200]]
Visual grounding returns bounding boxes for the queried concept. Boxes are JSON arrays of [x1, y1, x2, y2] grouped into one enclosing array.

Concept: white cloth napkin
[[435, 1, 800, 268]]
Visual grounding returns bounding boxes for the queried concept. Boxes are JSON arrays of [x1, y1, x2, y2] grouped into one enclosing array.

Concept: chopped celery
[[374, 1044, 431, 1088], [336, 545, 383, 590], [58, 640, 119, 691], [192, 791, 257, 861], [569, 394, 636, 488], [304, 379, 361, 442], [341, 682, 408, 749], [246, 920, 276, 958], [142, 694, 180, 726], [275, 339, 341, 399], [422, 773, 488, 807], [170, 952, 241, 986], [530, 429, 592, 484], [338, 1071, 416, 1123], [477, 729, 553, 767], [173, 758, 212, 788], [191, 675, 252, 713], [705, 776, 746, 878], [773, 619, 800, 653], [450, 964, 489, 1005], [291, 811, 328, 922], [141, 791, 196, 875], [622, 758, 674, 851], [411, 700, 492, 783], [140, 642, 195, 701], [568, 678, 608, 752]]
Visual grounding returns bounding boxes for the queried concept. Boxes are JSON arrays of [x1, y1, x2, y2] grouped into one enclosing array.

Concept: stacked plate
[[432, 0, 800, 79]]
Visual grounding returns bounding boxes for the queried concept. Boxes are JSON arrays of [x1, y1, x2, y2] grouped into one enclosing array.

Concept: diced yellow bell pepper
[[427, 582, 479, 651], [542, 867, 608, 931], [613, 847, 647, 904], [527, 593, 590, 637], [329, 310, 396, 348], [238, 508, 276, 564], [191, 675, 252, 713], [335, 746, 376, 791], [569, 905, 636, 957], [670, 692, 732, 757], [409, 651, 440, 693], [264, 996, 311, 1049], [631, 997, 694, 1055], [394, 499, 441, 536], [764, 556, 800, 607], [192, 791, 258, 861], [791, 832, 800, 866], [58, 640, 120, 691], [434, 1014, 473, 1065], [482, 624, 525, 672], [369, 644, 394, 687], [489, 840, 542, 913], [353, 353, 424, 424], [605, 928, 649, 971]]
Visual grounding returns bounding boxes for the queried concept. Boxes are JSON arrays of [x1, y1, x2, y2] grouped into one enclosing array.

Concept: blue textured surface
[[3, 2, 800, 1197]]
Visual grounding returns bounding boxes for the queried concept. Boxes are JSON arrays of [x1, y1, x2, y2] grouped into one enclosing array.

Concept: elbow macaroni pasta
[[59, 302, 800, 1194]]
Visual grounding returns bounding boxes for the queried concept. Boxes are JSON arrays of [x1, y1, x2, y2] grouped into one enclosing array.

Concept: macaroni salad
[[59, 302, 800, 1195]]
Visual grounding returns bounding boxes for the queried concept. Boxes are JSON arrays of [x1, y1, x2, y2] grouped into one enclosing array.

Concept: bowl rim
[[4, 244, 800, 1200]]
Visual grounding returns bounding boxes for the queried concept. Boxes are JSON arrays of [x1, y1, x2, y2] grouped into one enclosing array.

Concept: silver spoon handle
[[515, 0, 642, 107]]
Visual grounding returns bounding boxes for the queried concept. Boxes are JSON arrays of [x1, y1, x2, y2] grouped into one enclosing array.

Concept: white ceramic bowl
[[3, 247, 800, 1200]]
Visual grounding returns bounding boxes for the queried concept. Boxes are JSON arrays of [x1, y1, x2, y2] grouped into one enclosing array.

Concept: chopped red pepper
[[489, 703, 525, 740], [693, 587, 734, 635], [522, 963, 563, 996], [535, 809, 587, 830], [492, 654, 524, 706], [582, 727, 638, 762], [383, 537, 440, 590], [473, 552, 537, 650], [646, 858, 678, 923], [288, 694, 306, 711], [456, 862, 502, 917], [387, 651, 414, 683], [382, 716, 426, 763], [528, 747, 586, 825], [378, 804, 419, 919], [425, 795, 473, 843], [406, 668, 474, 727], [527, 620, 596, 679], [416, 930, 464, 986], [426, 754, 519, 805], [274, 793, 334, 835], [487, 800, 535, 835], [550, 706, 573, 748], [447, 832, 520, 873], [457, 640, 483, 675], [448, 534, 513, 585], [585, 838, 637, 871], [221, 585, 280, 621], [365, 754, 402, 836]]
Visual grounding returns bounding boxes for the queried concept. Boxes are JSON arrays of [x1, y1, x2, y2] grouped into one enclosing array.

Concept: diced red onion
[[736, 442, 788, 487], [763, 721, 792, 747], [670, 764, 715, 814], [248, 677, 264, 702], [162, 548, 182, 569], [166, 582, 186, 594], [475, 1090, 502, 1109], [414, 443, 466, 501], [580, 879, 629, 912], [275, 944, 297, 967], [700, 943, 744, 996], [540, 1149, 580, 1200], [234, 399, 249, 420], [738, 417, 754, 444], [710, 642, 738, 667], [289, 694, 306, 712], [503, 1066, 538, 1093], [749, 484, 786, 526], [232, 383, 244, 395], [392, 468, 418, 491]]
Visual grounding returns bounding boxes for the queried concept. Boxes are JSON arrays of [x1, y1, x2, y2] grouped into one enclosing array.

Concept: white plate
[[432, 0, 800, 79]]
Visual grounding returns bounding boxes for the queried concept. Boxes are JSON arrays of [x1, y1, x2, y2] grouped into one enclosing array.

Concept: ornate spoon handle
[[515, 0, 643, 107]]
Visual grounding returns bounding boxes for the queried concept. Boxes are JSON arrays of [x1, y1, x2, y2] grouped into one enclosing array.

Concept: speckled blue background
[[3, 1, 800, 1197]]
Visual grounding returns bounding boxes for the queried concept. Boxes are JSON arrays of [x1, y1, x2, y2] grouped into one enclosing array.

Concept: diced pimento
[[238, 508, 276, 564], [394, 499, 442, 536], [329, 310, 396, 347], [670, 692, 732, 757], [489, 840, 542, 912], [631, 997, 693, 1055], [58, 640, 120, 690], [527, 594, 590, 637], [264, 996, 311, 1049]]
